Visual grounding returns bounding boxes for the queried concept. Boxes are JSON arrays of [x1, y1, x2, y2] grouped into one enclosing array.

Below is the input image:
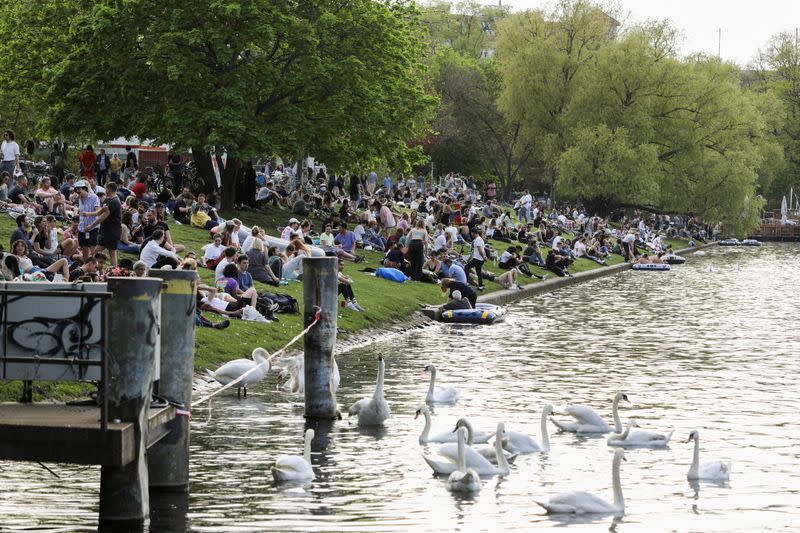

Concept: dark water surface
[[2, 243, 799, 532]]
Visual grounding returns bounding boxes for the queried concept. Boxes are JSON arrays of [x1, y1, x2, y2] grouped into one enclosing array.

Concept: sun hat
[[288, 217, 300, 224], [74, 180, 88, 189]]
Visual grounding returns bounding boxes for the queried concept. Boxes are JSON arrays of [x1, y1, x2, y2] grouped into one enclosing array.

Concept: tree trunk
[[191, 149, 241, 212]]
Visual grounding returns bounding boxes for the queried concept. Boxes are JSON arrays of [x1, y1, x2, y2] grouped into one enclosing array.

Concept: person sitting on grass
[[545, 248, 572, 277], [246, 238, 281, 286], [68, 256, 101, 282], [235, 255, 254, 292], [334, 223, 364, 262], [217, 262, 259, 304], [337, 259, 363, 311], [203, 234, 226, 268], [8, 239, 70, 281], [281, 217, 302, 241], [214, 246, 237, 279], [440, 277, 477, 308], [442, 289, 472, 311], [140, 228, 180, 269]]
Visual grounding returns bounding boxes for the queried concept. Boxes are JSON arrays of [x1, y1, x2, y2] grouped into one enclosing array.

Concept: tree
[[2, 0, 435, 209]]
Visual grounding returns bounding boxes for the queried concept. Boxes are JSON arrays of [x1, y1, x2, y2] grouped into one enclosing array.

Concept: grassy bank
[[0, 205, 687, 402]]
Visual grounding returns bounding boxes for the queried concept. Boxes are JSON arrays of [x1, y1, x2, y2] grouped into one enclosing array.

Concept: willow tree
[[1, 0, 434, 209]]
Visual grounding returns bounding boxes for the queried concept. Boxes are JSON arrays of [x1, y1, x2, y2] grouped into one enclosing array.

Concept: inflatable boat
[[741, 239, 762, 246], [440, 303, 508, 325], [662, 254, 686, 265], [718, 239, 741, 246], [631, 263, 671, 271]]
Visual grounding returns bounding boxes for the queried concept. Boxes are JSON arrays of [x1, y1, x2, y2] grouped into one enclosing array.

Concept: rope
[[190, 306, 321, 410]]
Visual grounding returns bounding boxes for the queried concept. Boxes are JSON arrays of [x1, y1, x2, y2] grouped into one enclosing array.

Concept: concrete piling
[[302, 257, 339, 419], [99, 277, 162, 525], [147, 270, 197, 492]]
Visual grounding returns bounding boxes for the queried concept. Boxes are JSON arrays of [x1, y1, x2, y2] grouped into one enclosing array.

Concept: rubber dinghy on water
[[662, 254, 686, 265], [741, 239, 762, 246], [631, 263, 671, 271], [718, 239, 741, 246], [440, 303, 507, 325]]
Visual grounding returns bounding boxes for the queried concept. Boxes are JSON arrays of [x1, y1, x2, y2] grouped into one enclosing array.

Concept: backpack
[[259, 292, 299, 314]]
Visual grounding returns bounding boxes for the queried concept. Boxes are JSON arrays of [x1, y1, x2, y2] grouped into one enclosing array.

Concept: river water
[[2, 243, 799, 532]]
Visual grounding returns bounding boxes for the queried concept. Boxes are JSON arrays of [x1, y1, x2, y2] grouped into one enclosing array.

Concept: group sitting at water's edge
[[0, 158, 715, 319]]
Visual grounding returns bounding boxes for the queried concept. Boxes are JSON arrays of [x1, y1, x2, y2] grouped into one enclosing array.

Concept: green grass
[[0, 205, 688, 401]]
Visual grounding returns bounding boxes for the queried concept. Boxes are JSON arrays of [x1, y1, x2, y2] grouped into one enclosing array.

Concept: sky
[[499, 0, 800, 66]]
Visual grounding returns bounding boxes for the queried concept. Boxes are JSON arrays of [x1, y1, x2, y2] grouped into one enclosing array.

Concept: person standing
[[109, 153, 122, 182], [124, 145, 138, 179], [518, 189, 532, 223], [243, 160, 257, 207], [95, 148, 110, 185], [1, 130, 21, 185], [49, 142, 67, 186], [465, 227, 487, 290], [79, 145, 97, 179], [407, 219, 429, 281], [75, 179, 100, 259], [83, 181, 122, 267]]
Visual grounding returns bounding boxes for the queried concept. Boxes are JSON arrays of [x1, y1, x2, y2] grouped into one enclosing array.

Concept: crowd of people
[[1, 137, 718, 319]]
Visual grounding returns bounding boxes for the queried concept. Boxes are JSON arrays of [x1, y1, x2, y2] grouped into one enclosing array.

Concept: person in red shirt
[[79, 145, 97, 178], [130, 175, 148, 199]]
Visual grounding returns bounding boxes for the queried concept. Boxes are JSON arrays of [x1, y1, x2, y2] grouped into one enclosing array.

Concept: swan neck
[[540, 408, 550, 451], [373, 360, 385, 399], [612, 396, 622, 433], [303, 432, 312, 464], [495, 427, 510, 473], [690, 437, 700, 475], [612, 454, 624, 509], [420, 409, 431, 441], [464, 420, 474, 446], [619, 422, 633, 440], [426, 368, 436, 398], [457, 429, 467, 472]]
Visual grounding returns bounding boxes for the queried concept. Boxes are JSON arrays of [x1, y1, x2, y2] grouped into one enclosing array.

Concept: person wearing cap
[[442, 289, 472, 311], [281, 217, 302, 241], [75, 179, 100, 259]]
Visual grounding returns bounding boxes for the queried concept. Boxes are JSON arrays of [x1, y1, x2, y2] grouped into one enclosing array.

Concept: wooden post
[[99, 277, 162, 525], [302, 256, 338, 419], [147, 270, 196, 492]]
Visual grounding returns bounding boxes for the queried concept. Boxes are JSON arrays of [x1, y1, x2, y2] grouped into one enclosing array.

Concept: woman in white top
[[282, 238, 311, 280]]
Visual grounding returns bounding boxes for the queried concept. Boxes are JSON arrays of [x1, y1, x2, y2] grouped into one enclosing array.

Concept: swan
[[415, 408, 491, 444], [687, 430, 731, 481], [550, 392, 629, 434], [446, 427, 481, 493], [204, 347, 270, 398], [348, 355, 390, 426], [424, 364, 459, 404], [608, 419, 674, 448], [273, 352, 340, 394], [500, 404, 554, 454], [535, 449, 626, 515], [439, 418, 516, 465], [423, 422, 510, 476], [271, 428, 315, 482]]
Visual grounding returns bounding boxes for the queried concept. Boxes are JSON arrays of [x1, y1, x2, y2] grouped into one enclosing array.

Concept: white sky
[[499, 0, 800, 66]]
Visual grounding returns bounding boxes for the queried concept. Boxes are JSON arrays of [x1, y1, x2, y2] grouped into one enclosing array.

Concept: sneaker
[[354, 255, 366, 263], [213, 319, 230, 330], [516, 284, 524, 290], [541, 275, 548, 280], [477, 286, 486, 291], [346, 301, 360, 311], [353, 300, 365, 311]]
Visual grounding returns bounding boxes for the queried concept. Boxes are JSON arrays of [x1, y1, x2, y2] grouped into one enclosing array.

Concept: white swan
[[535, 449, 626, 515], [439, 418, 515, 465], [273, 352, 340, 394], [550, 392, 629, 434], [446, 427, 481, 494], [415, 407, 491, 444], [423, 422, 510, 476], [687, 430, 731, 481], [271, 428, 315, 482], [204, 347, 270, 398], [424, 364, 459, 404], [348, 355, 390, 426], [608, 419, 674, 448], [501, 404, 554, 454]]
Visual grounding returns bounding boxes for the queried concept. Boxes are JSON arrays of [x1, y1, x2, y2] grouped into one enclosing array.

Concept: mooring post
[[99, 277, 162, 525], [147, 269, 197, 492], [303, 256, 338, 419]]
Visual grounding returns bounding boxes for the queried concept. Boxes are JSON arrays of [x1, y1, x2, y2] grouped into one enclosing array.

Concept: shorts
[[100, 229, 121, 250], [78, 228, 100, 248]]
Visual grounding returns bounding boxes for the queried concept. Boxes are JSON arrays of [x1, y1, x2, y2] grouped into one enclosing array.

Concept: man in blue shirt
[[441, 257, 467, 284], [382, 175, 392, 193], [334, 223, 364, 262], [76, 180, 100, 259], [236, 255, 254, 291]]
